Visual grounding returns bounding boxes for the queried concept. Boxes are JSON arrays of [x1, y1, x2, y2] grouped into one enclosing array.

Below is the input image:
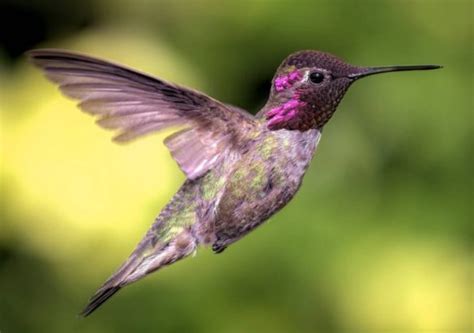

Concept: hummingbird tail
[[79, 228, 198, 317], [80, 181, 200, 317], [80, 286, 121, 317]]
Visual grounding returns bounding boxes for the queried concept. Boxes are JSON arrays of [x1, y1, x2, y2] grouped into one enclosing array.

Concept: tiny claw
[[212, 243, 227, 254]]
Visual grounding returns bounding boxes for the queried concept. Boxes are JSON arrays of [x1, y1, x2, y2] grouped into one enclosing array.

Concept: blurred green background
[[0, 0, 472, 332]]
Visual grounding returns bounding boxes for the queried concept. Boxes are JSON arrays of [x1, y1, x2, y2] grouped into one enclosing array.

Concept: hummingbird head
[[264, 50, 441, 131]]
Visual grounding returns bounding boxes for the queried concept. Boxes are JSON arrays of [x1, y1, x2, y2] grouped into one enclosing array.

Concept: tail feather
[[80, 286, 121, 317], [79, 250, 145, 317], [78, 247, 148, 317], [79, 228, 197, 316]]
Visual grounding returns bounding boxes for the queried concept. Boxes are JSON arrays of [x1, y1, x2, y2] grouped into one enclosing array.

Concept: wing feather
[[28, 49, 256, 179]]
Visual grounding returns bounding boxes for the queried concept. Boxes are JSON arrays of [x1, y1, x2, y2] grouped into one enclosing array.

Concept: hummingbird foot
[[212, 242, 227, 254]]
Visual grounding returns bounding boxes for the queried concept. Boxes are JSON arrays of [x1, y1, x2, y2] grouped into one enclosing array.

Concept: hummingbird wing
[[28, 49, 256, 180]]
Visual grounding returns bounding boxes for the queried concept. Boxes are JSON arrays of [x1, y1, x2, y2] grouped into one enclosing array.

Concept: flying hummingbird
[[28, 49, 440, 316]]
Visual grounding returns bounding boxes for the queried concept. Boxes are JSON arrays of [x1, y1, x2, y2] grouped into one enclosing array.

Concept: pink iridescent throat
[[266, 70, 306, 129]]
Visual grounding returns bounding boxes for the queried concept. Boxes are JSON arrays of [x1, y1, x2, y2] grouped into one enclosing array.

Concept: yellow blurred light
[[5, 89, 178, 256]]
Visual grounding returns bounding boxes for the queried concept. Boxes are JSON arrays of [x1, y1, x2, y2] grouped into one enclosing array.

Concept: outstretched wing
[[28, 49, 256, 180]]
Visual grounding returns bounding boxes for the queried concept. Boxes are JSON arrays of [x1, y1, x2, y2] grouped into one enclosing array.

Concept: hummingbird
[[28, 49, 440, 316]]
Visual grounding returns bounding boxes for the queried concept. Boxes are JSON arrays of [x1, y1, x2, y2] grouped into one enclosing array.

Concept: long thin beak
[[348, 64, 442, 79]]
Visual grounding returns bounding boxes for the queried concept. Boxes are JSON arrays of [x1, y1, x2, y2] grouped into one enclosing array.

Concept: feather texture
[[28, 49, 256, 179]]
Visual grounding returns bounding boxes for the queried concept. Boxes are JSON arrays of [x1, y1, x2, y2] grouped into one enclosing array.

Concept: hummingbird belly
[[194, 128, 321, 253]]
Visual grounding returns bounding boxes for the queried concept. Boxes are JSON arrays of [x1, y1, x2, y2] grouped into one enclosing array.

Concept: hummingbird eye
[[309, 71, 325, 84]]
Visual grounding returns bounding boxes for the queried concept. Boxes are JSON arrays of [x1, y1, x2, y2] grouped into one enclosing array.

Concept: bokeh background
[[0, 0, 472, 332]]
